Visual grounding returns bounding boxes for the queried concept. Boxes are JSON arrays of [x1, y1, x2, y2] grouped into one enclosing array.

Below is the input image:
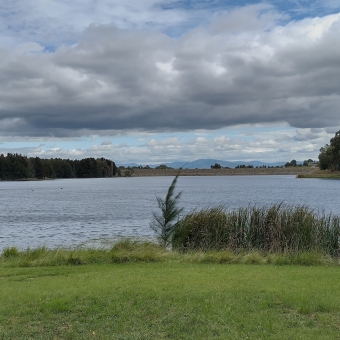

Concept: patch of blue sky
[[278, 0, 340, 20], [160, 0, 339, 37], [160, 0, 255, 11], [43, 45, 58, 53], [161, 0, 340, 21], [163, 22, 201, 38], [0, 124, 296, 154], [118, 124, 295, 145], [0, 140, 82, 151]]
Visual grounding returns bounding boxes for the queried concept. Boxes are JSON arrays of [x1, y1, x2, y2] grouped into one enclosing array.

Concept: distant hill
[[116, 159, 290, 169]]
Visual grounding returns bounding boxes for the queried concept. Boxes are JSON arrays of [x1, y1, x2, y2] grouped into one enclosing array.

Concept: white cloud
[[1, 7, 340, 139], [1, 2, 340, 162], [0, 125, 330, 163]]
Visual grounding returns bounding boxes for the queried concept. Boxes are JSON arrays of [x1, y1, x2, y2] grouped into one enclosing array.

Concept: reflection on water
[[0, 176, 339, 250]]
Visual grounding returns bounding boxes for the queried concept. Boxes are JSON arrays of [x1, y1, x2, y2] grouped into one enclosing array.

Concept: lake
[[0, 175, 339, 250]]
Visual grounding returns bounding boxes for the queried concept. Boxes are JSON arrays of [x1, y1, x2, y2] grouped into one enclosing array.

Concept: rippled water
[[0, 175, 339, 250]]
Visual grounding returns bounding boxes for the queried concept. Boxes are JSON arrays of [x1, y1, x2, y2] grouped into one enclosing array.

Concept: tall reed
[[172, 204, 340, 256]]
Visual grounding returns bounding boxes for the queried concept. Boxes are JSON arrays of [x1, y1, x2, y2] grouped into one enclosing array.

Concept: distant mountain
[[116, 162, 140, 168], [162, 159, 288, 169], [116, 159, 290, 169]]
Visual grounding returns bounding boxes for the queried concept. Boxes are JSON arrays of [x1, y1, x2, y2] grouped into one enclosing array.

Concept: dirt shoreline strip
[[124, 167, 318, 177]]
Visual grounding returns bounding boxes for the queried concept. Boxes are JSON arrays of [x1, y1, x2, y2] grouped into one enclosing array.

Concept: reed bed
[[172, 204, 340, 256]]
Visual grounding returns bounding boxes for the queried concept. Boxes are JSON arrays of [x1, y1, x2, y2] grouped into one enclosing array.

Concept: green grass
[[297, 170, 340, 179], [1, 240, 338, 268], [1, 263, 340, 339]]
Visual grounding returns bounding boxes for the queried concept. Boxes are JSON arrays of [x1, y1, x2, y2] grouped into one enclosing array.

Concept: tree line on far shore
[[0, 154, 117, 180], [210, 160, 314, 169]]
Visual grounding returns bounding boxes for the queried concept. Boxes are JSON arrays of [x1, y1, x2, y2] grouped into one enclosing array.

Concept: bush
[[172, 204, 340, 256]]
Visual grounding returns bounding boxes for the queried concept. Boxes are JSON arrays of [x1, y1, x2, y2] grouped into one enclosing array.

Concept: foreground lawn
[[0, 263, 340, 339]]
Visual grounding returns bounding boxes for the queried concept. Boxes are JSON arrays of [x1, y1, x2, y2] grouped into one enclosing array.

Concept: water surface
[[0, 175, 338, 250]]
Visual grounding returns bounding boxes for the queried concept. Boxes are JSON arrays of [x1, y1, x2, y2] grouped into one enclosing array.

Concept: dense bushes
[[172, 204, 340, 256]]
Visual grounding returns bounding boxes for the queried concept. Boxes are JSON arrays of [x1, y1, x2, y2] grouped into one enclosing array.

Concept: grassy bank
[[1, 262, 340, 339], [1, 240, 339, 268], [297, 169, 340, 179]]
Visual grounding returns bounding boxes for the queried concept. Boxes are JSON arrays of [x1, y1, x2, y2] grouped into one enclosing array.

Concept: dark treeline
[[0, 154, 117, 180]]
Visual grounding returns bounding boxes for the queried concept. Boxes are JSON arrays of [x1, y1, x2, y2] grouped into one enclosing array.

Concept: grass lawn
[[1, 263, 340, 339]]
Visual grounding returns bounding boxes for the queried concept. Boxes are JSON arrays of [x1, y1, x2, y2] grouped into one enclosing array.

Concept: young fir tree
[[150, 172, 183, 248]]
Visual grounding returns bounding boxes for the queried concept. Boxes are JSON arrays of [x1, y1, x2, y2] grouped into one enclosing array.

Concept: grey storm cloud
[[1, 7, 340, 137]]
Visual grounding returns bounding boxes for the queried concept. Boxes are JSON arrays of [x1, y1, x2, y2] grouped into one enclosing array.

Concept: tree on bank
[[319, 130, 340, 171], [211, 163, 221, 169], [285, 159, 297, 167]]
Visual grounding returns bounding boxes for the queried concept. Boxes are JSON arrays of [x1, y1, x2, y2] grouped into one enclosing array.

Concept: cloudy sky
[[1, 0, 340, 164]]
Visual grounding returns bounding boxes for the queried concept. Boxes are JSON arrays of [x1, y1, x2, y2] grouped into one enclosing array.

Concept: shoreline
[[124, 166, 318, 177], [297, 169, 340, 179], [0, 166, 325, 181]]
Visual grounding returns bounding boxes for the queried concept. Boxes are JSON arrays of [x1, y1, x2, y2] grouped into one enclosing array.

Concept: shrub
[[172, 204, 340, 256]]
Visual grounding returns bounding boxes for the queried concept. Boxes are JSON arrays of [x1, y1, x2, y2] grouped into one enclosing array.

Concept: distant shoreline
[[123, 166, 317, 177], [0, 166, 322, 181]]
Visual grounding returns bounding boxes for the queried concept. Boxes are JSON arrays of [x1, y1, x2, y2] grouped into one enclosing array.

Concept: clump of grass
[[66, 254, 83, 265], [23, 246, 49, 260], [172, 204, 340, 257], [2, 247, 20, 258], [109, 239, 171, 263], [0, 240, 178, 267], [1, 239, 338, 267]]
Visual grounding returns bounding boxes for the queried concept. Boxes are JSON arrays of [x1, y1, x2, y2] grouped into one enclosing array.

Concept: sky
[[1, 0, 340, 164]]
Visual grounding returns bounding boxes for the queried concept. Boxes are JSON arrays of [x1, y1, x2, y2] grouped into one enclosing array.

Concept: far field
[[1, 262, 340, 339]]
